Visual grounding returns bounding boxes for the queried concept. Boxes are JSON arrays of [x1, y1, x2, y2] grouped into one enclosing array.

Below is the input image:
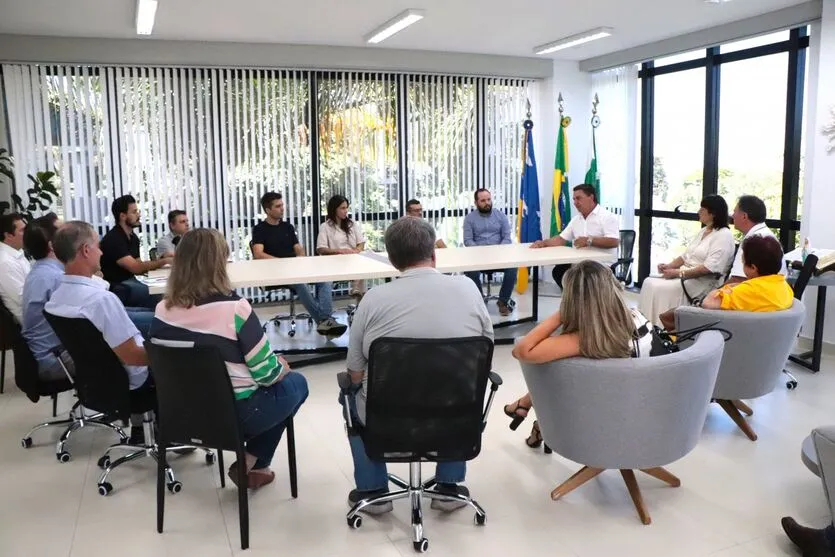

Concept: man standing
[[252, 191, 346, 336], [343, 216, 493, 513], [462, 189, 516, 316], [405, 199, 446, 248], [728, 195, 777, 284], [100, 195, 171, 309], [0, 213, 30, 322], [155, 210, 189, 258], [531, 184, 619, 290]]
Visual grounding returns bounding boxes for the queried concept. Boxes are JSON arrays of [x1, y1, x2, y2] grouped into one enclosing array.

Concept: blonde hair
[[164, 228, 231, 309], [560, 260, 636, 359]]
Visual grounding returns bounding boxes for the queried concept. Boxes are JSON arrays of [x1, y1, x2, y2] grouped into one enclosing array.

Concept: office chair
[[680, 244, 738, 306], [611, 230, 636, 286], [480, 272, 501, 302], [149, 247, 158, 261], [145, 341, 298, 551], [44, 312, 210, 496], [0, 301, 124, 461], [0, 299, 10, 394], [784, 253, 819, 390], [339, 336, 502, 553], [248, 241, 313, 336]]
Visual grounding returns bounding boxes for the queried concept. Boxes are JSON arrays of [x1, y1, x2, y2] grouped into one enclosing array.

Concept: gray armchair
[[520, 331, 724, 525], [810, 427, 835, 523], [675, 301, 805, 441]]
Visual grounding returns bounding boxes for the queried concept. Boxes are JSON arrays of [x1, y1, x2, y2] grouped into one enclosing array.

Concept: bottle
[[802, 237, 810, 263]]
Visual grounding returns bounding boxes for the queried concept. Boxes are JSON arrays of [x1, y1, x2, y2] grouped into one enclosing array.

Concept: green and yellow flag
[[551, 116, 571, 237]]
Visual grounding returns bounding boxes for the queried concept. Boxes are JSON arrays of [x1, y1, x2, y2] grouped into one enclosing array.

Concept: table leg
[[532, 266, 539, 322], [788, 285, 826, 373]]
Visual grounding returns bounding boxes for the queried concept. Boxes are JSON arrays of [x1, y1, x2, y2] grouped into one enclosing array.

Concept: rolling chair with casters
[[339, 336, 501, 553], [261, 286, 313, 337], [149, 247, 158, 261], [611, 230, 636, 286], [481, 271, 501, 302], [43, 312, 212, 496], [0, 298, 11, 394], [784, 253, 819, 390], [0, 301, 124, 460], [146, 340, 298, 551]]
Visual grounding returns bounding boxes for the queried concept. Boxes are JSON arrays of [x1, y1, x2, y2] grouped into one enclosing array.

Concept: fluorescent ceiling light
[[365, 9, 425, 44], [534, 27, 613, 55], [136, 0, 159, 36], [705, 0, 733, 3]]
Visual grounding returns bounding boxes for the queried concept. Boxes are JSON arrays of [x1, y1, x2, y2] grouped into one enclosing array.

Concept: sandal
[[525, 421, 552, 454], [503, 399, 531, 431], [227, 461, 276, 489]]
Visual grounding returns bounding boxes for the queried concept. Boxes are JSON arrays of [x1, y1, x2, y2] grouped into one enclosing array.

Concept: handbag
[[646, 322, 733, 357]]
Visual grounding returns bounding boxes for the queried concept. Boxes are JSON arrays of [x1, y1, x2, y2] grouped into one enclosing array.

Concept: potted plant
[[0, 147, 60, 219]]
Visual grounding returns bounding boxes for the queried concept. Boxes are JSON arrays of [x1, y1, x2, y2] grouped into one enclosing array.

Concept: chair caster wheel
[[786, 380, 797, 390], [97, 455, 111, 469], [205, 453, 216, 465], [474, 513, 486, 525], [307, 318, 314, 325], [57, 451, 71, 463], [21, 437, 32, 449], [98, 482, 113, 496], [413, 538, 429, 553], [288, 330, 296, 337], [347, 515, 362, 529], [167, 481, 183, 494]]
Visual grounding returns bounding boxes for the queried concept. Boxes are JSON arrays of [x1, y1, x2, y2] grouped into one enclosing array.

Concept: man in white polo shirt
[[728, 195, 777, 284], [0, 213, 31, 322], [531, 183, 619, 289]]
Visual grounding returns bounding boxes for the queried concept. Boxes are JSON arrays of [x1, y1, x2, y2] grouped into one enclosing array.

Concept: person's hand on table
[[530, 240, 547, 249], [338, 249, 356, 255], [575, 236, 592, 248], [662, 268, 679, 280]]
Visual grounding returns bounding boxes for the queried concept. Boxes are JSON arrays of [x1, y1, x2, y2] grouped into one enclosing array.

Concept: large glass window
[[649, 218, 703, 272], [652, 69, 705, 212], [717, 53, 788, 220]]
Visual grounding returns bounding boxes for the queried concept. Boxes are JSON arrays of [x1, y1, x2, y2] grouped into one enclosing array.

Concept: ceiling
[[0, 0, 811, 60]]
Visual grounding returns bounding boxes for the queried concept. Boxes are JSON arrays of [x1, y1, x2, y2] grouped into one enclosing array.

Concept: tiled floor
[[0, 291, 830, 556]]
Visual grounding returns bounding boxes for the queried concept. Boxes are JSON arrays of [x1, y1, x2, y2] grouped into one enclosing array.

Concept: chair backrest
[[520, 331, 724, 470], [43, 312, 131, 418], [363, 336, 493, 462], [0, 298, 16, 351], [675, 301, 805, 399], [618, 229, 636, 261], [145, 341, 244, 451], [792, 253, 819, 299]]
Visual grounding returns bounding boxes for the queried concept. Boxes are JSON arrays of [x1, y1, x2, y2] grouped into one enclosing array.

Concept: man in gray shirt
[[155, 210, 189, 258], [344, 216, 494, 514], [462, 188, 517, 316]]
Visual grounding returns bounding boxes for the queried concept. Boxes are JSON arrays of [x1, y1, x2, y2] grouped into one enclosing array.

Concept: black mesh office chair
[[339, 337, 502, 553], [44, 312, 209, 496], [611, 230, 636, 286], [784, 253, 819, 390], [248, 241, 313, 336], [0, 299, 10, 395], [681, 244, 739, 306], [146, 341, 297, 551], [0, 300, 122, 460]]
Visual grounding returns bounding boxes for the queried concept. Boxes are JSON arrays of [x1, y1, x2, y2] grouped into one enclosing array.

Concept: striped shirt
[[150, 294, 286, 400]]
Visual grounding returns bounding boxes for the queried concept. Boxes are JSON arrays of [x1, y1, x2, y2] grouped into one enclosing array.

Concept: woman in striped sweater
[[150, 228, 309, 489]]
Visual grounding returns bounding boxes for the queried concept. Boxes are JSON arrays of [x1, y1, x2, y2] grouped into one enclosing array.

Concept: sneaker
[[316, 318, 348, 336], [348, 488, 393, 515], [430, 483, 470, 512], [497, 300, 512, 317]]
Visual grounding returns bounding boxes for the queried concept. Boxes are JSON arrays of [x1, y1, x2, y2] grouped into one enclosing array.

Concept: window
[[717, 53, 788, 220], [721, 30, 790, 54], [652, 69, 705, 212], [654, 49, 706, 67], [649, 218, 702, 271]]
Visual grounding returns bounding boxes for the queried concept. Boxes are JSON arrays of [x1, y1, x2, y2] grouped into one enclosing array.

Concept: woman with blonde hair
[[150, 228, 309, 489], [504, 260, 645, 448]]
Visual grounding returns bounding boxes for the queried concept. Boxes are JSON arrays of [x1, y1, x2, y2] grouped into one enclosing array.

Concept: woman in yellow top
[[701, 235, 793, 312]]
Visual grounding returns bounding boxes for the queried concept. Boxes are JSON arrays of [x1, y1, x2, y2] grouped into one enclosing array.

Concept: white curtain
[[591, 64, 639, 231]]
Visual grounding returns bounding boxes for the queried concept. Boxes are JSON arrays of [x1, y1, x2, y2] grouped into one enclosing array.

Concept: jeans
[[464, 269, 518, 304], [339, 390, 466, 492], [117, 277, 162, 310], [291, 282, 333, 322], [235, 372, 309, 469], [126, 308, 154, 338], [826, 524, 835, 550]]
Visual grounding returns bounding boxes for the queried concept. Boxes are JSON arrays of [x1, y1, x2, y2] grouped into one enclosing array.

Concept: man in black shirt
[[252, 192, 346, 336], [100, 195, 171, 309]]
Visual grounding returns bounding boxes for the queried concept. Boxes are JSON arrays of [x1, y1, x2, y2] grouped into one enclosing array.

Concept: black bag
[[649, 322, 733, 357]]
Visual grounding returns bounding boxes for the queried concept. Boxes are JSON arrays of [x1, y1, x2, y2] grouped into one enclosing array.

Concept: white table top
[[143, 244, 615, 295]]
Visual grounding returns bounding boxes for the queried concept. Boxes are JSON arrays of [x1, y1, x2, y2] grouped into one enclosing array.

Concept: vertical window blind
[[2, 63, 533, 270]]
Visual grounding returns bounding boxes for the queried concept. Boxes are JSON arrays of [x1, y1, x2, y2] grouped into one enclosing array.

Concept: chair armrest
[[488, 371, 503, 388], [680, 272, 722, 305], [336, 371, 352, 390], [482, 370, 503, 429]]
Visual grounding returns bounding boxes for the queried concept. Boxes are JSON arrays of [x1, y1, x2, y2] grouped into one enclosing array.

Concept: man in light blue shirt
[[462, 188, 517, 315]]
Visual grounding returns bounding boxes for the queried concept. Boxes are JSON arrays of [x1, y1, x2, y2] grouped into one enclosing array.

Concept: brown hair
[[560, 260, 636, 359], [741, 234, 783, 276], [164, 228, 231, 309]]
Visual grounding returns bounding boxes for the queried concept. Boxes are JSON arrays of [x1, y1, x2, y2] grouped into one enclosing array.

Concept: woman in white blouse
[[638, 194, 735, 326], [317, 195, 366, 298]]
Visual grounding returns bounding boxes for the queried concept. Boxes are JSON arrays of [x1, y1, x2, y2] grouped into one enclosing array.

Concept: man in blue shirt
[[462, 188, 517, 316]]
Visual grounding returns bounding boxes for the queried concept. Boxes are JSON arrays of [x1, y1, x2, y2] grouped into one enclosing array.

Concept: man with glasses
[[405, 199, 447, 249]]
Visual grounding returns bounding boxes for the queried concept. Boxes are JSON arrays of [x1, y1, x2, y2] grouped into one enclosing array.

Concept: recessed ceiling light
[[534, 27, 613, 55], [136, 0, 158, 35], [365, 9, 425, 44], [704, 0, 733, 3]]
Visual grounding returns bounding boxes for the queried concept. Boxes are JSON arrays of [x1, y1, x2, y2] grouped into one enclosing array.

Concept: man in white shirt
[[405, 199, 447, 248], [728, 195, 776, 284], [0, 213, 32, 321], [531, 184, 619, 289]]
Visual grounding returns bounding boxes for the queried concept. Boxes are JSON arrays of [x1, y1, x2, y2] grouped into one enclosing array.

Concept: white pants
[[638, 275, 716, 326]]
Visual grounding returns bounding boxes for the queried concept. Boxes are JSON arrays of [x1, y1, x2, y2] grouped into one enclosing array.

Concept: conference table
[[142, 243, 615, 357]]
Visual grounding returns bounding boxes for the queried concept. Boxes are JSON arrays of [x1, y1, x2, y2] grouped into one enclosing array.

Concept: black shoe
[[347, 488, 393, 515], [781, 517, 835, 556], [317, 318, 348, 336], [430, 483, 470, 512]]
